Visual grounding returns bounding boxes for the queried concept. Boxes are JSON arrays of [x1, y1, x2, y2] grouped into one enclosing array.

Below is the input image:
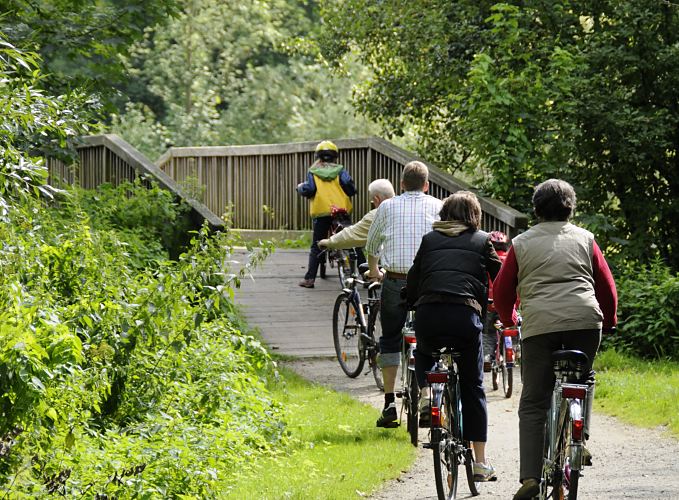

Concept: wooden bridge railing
[[156, 137, 529, 237], [46, 134, 224, 229]]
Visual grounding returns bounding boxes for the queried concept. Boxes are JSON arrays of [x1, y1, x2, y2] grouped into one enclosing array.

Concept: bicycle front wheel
[[332, 294, 365, 377], [433, 391, 459, 499]]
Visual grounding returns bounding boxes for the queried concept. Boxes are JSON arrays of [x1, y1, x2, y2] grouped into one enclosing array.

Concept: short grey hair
[[368, 179, 395, 199], [533, 178, 577, 221]]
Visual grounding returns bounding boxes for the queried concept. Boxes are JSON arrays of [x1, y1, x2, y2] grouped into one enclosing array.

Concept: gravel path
[[286, 358, 679, 500], [235, 249, 679, 499]]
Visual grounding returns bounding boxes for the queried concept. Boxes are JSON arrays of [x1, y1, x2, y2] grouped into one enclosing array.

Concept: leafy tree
[[317, 0, 679, 270], [0, 0, 180, 103], [109, 0, 378, 159], [0, 34, 98, 214]]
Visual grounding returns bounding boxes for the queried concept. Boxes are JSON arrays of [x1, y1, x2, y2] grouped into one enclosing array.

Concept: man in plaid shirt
[[365, 160, 442, 427]]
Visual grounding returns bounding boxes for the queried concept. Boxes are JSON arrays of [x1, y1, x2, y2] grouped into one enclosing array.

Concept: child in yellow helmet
[[296, 140, 356, 288]]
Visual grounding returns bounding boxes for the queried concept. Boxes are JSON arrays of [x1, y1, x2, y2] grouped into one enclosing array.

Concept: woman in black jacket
[[407, 190, 502, 482]]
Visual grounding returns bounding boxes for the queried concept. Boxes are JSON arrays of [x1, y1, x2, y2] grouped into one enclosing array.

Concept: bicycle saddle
[[552, 350, 589, 382], [551, 350, 589, 365]]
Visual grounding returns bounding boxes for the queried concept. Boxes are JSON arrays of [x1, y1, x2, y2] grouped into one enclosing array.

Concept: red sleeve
[[493, 246, 519, 326], [592, 241, 618, 329]]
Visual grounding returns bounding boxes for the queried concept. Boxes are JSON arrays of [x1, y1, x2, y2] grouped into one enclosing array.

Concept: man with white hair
[[318, 179, 396, 250]]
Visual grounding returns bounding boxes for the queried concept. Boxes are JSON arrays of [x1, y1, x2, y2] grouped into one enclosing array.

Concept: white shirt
[[365, 191, 442, 273]]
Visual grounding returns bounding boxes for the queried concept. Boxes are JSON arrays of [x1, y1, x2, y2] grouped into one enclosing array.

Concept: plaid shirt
[[365, 191, 442, 273]]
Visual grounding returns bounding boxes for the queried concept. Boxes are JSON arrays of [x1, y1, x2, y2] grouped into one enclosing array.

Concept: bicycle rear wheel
[[567, 469, 580, 500], [406, 370, 419, 447], [367, 305, 384, 391], [332, 294, 365, 377], [433, 389, 459, 499]]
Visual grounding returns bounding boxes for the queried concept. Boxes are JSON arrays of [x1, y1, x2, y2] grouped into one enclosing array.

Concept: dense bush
[[0, 184, 281, 497], [602, 258, 679, 359], [64, 179, 194, 265]]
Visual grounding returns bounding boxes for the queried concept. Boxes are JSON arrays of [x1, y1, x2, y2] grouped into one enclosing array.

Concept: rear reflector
[[505, 347, 514, 363], [404, 334, 417, 344], [431, 406, 441, 427], [572, 418, 584, 441], [426, 372, 448, 383], [562, 386, 587, 399]]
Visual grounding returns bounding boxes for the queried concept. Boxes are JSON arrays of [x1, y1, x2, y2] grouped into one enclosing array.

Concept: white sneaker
[[473, 461, 497, 482]]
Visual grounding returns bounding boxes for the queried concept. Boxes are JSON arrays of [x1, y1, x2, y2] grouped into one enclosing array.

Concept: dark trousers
[[414, 303, 487, 443], [304, 216, 332, 280], [377, 276, 408, 366], [519, 329, 601, 480]]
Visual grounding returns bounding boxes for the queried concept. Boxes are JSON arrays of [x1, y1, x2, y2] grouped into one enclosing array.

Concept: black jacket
[[406, 229, 502, 314]]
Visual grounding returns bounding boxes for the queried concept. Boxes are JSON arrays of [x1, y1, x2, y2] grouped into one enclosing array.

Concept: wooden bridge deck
[[235, 248, 348, 358]]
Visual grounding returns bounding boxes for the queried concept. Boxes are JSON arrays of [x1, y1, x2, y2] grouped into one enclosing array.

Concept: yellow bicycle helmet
[[315, 140, 339, 161]]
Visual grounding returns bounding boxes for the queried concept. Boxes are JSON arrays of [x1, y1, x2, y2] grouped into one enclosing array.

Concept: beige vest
[[513, 221, 603, 339]]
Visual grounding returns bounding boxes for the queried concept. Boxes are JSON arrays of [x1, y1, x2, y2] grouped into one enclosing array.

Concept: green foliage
[[0, 0, 180, 104], [0, 34, 98, 214], [108, 0, 378, 160], [64, 179, 193, 265], [317, 0, 679, 270], [602, 258, 679, 359], [0, 184, 283, 496]]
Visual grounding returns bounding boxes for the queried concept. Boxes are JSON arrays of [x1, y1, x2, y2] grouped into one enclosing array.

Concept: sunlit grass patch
[[595, 349, 679, 437], [223, 368, 415, 499]]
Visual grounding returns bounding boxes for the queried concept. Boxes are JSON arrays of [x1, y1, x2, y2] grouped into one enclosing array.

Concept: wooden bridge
[[46, 134, 529, 238]]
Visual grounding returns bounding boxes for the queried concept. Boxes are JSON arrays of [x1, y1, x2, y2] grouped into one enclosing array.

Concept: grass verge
[[223, 367, 415, 499], [594, 349, 679, 437]]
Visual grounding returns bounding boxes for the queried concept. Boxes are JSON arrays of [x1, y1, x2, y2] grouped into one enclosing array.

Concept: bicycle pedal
[[422, 442, 433, 449], [395, 391, 404, 398]]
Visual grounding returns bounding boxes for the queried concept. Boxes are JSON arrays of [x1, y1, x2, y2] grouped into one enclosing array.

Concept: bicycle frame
[[401, 310, 417, 378], [341, 277, 381, 345]]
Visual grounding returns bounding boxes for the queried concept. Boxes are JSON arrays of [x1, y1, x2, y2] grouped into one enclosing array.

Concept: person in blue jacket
[[297, 140, 356, 288]]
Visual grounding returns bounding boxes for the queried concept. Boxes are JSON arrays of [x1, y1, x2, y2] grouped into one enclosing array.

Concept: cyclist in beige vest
[[493, 179, 618, 500]]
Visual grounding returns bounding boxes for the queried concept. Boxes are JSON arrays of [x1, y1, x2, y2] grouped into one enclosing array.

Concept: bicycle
[[490, 320, 521, 398], [395, 309, 419, 447], [538, 349, 594, 500], [332, 265, 383, 391], [323, 206, 357, 286], [424, 348, 480, 499]]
